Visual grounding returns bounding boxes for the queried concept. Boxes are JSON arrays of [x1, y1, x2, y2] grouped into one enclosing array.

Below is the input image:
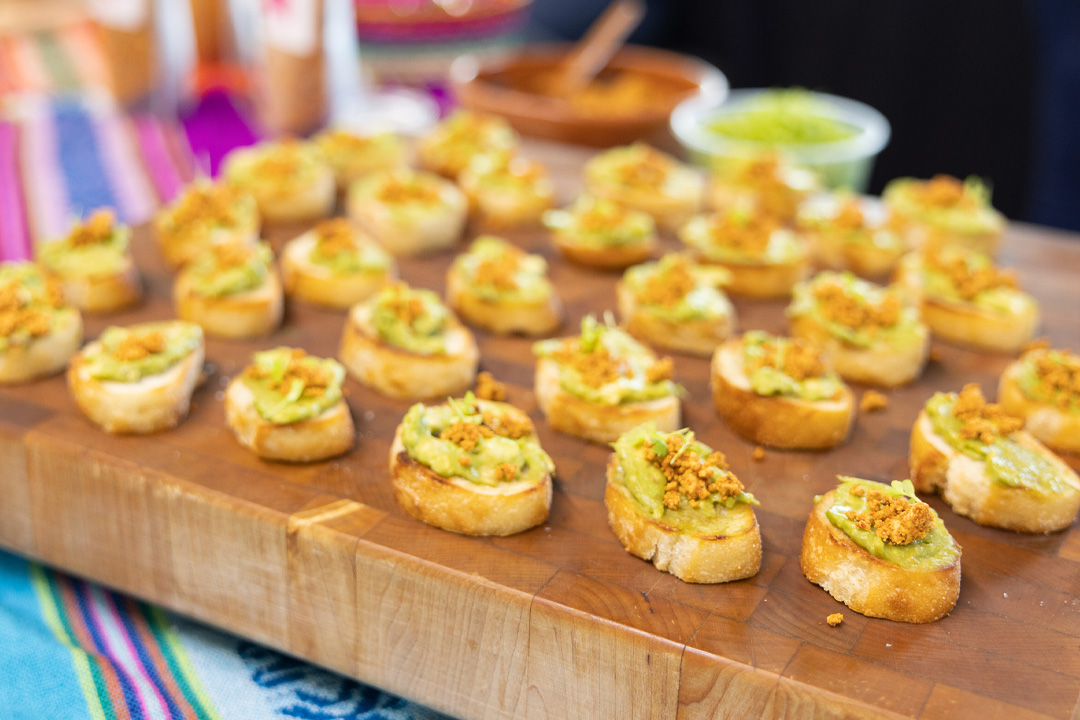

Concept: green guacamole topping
[[796, 196, 905, 252], [186, 242, 273, 298], [240, 348, 345, 425], [400, 394, 554, 487], [369, 283, 452, 355], [308, 220, 392, 275], [543, 195, 656, 248], [533, 315, 677, 406], [39, 210, 131, 278], [787, 271, 923, 349], [917, 248, 1026, 314], [451, 236, 552, 303], [83, 321, 202, 382], [622, 254, 732, 322], [0, 262, 76, 354], [611, 424, 757, 533], [882, 175, 1004, 237], [1016, 350, 1080, 414], [680, 206, 803, 265], [823, 477, 959, 572], [224, 140, 325, 196], [351, 170, 452, 221], [925, 391, 1075, 496], [742, 331, 844, 401], [706, 90, 859, 145]]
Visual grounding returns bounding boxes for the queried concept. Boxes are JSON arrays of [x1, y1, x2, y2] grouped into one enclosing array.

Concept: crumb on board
[[752, 446, 766, 462], [827, 613, 843, 627], [1022, 337, 1051, 354], [860, 390, 889, 413], [928, 347, 943, 363], [474, 371, 507, 401]]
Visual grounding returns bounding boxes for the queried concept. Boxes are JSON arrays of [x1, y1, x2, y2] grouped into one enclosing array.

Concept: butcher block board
[[2, 142, 1080, 720]]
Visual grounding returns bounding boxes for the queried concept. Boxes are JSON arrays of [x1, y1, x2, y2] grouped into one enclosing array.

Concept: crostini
[[222, 139, 335, 224], [616, 253, 736, 356], [909, 383, 1080, 532], [606, 423, 761, 583], [68, 320, 204, 434], [173, 242, 283, 339], [0, 262, 82, 384], [346, 169, 468, 256], [389, 393, 554, 536], [38, 209, 142, 313], [154, 180, 260, 269], [710, 153, 819, 224], [280, 218, 396, 309], [543, 195, 658, 270], [797, 193, 908, 279], [415, 110, 518, 179], [787, 271, 930, 386], [999, 347, 1080, 455], [801, 476, 961, 623], [312, 129, 409, 191], [711, 331, 854, 450], [458, 154, 555, 229], [533, 315, 680, 444], [583, 143, 704, 231], [226, 347, 354, 462], [339, 282, 478, 400], [893, 246, 1038, 353], [679, 204, 810, 298], [445, 235, 562, 336], [883, 174, 1005, 256]]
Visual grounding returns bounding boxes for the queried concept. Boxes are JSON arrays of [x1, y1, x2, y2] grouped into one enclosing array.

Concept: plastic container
[[671, 88, 890, 191]]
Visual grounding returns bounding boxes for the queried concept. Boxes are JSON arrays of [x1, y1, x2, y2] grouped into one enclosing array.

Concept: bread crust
[[788, 313, 929, 387], [280, 231, 396, 309], [174, 268, 284, 339], [710, 338, 853, 450], [905, 224, 1002, 258], [909, 410, 1080, 533], [998, 360, 1080, 455], [347, 178, 468, 256], [0, 311, 82, 384], [224, 378, 354, 462], [247, 168, 334, 226], [459, 178, 554, 230], [552, 232, 656, 271], [584, 173, 703, 231], [68, 335, 204, 434], [446, 267, 562, 336], [696, 254, 810, 300], [57, 258, 142, 314], [605, 458, 761, 583], [800, 489, 961, 623], [616, 281, 734, 357], [339, 304, 478, 400], [534, 356, 680, 444], [388, 427, 551, 536], [154, 209, 260, 270], [806, 230, 904, 280]]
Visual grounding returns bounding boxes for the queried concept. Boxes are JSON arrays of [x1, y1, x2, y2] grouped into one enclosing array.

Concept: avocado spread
[[1017, 349, 1080, 414], [369, 283, 452, 355], [742, 331, 844, 401], [533, 315, 677, 405], [83, 321, 202, 382], [423, 111, 517, 173], [0, 262, 73, 353], [823, 477, 958, 572], [543, 195, 655, 248], [788, 271, 922, 349], [224, 140, 326, 198], [611, 424, 757, 533], [187, 242, 273, 298], [919, 246, 1025, 314], [308, 219, 392, 275], [400, 394, 553, 487], [159, 182, 257, 241], [452, 236, 552, 303], [240, 347, 345, 425], [681, 205, 802, 264], [882, 175, 1004, 237], [925, 386, 1075, 496], [314, 130, 406, 176], [39, 209, 131, 278], [623, 254, 732, 322]]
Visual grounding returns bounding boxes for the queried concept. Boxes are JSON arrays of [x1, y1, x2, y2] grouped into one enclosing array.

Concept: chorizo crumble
[[314, 219, 357, 257], [245, 348, 332, 399], [826, 613, 844, 627], [952, 383, 1023, 443], [860, 390, 889, 413], [1028, 350, 1080, 409], [745, 336, 828, 382], [112, 331, 166, 362], [376, 177, 441, 205], [636, 256, 697, 307], [832, 199, 866, 231], [735, 156, 799, 220], [473, 246, 522, 291], [845, 483, 934, 545], [0, 274, 64, 341], [614, 147, 672, 188], [812, 279, 902, 332], [474, 371, 508, 402], [67, 210, 116, 247], [644, 432, 745, 510], [924, 249, 1016, 301], [170, 185, 245, 230], [707, 208, 781, 257], [912, 175, 976, 209]]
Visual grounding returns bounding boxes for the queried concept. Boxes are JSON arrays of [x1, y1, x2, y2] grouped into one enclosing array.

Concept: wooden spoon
[[552, 0, 646, 98]]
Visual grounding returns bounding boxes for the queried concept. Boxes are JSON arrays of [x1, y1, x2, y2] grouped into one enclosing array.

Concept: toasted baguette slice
[[58, 257, 142, 314], [706, 255, 810, 300], [388, 426, 552, 536], [605, 458, 761, 583], [801, 488, 961, 623], [346, 172, 468, 256], [223, 145, 336, 225], [807, 230, 905, 280], [0, 310, 82, 384], [446, 267, 562, 336], [534, 356, 679, 444], [339, 303, 478, 400], [174, 268, 283, 339], [552, 233, 656, 271], [584, 167, 704, 231], [710, 338, 853, 450], [998, 359, 1080, 455], [919, 294, 1037, 354], [224, 377, 354, 462], [909, 410, 1080, 532], [68, 332, 204, 434], [616, 281, 734, 357], [788, 313, 929, 387], [280, 230, 396, 309]]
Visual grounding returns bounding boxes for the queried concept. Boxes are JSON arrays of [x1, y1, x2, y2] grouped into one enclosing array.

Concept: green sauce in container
[[706, 90, 859, 145]]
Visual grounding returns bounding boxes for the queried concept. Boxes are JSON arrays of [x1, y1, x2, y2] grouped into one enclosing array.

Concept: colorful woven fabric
[[0, 550, 449, 720], [0, 22, 110, 99]]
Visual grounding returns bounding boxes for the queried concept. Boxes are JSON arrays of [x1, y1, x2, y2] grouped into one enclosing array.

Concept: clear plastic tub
[[671, 88, 891, 191]]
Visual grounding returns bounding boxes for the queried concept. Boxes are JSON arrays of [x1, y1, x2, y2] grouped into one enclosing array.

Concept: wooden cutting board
[[2, 141, 1079, 720]]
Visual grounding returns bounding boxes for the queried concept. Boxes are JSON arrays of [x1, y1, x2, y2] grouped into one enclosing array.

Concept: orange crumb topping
[[481, 409, 531, 439], [493, 463, 518, 481], [637, 257, 697, 307], [860, 390, 889, 413], [314, 219, 357, 257], [244, 348, 331, 399], [745, 336, 828, 382], [0, 275, 64, 340], [707, 210, 781, 257], [924, 250, 1016, 301], [615, 147, 671, 187], [736, 156, 801, 221], [376, 177, 441, 205], [912, 175, 976, 209], [812, 281, 902, 332], [210, 242, 255, 270], [951, 383, 1023, 444], [752, 446, 766, 462], [475, 371, 507, 402], [170, 185, 245, 229], [474, 247, 523, 291], [577, 201, 631, 231], [645, 356, 674, 384], [844, 484, 934, 545], [321, 131, 375, 153], [644, 433, 744, 510], [1030, 351, 1080, 409], [381, 284, 428, 325], [832, 199, 866, 231], [826, 613, 843, 627], [252, 140, 309, 179], [67, 210, 116, 247], [551, 343, 626, 387], [112, 331, 166, 362], [439, 420, 494, 452]]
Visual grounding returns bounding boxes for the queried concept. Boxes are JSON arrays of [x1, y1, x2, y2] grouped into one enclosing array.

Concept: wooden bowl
[[451, 44, 727, 147]]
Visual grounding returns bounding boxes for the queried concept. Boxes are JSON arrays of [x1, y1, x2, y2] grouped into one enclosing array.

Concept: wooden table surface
[[2, 141, 1079, 720]]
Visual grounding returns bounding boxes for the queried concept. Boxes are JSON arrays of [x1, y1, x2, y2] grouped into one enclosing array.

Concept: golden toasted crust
[[534, 356, 680, 444], [173, 268, 284, 339], [552, 232, 656, 271], [788, 313, 929, 387], [154, 214, 259, 270], [346, 181, 468, 256], [0, 311, 82, 384], [460, 182, 554, 230], [248, 167, 335, 226], [584, 176, 703, 232], [280, 232, 396, 309], [920, 295, 1038, 354], [616, 280, 734, 357], [695, 254, 810, 300], [807, 230, 904, 280], [998, 360, 1080, 454], [905, 224, 1002, 258], [800, 489, 961, 623], [388, 427, 551, 536], [56, 258, 142, 314], [446, 266, 562, 336], [710, 339, 853, 450], [604, 459, 760, 583], [224, 378, 354, 462]]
